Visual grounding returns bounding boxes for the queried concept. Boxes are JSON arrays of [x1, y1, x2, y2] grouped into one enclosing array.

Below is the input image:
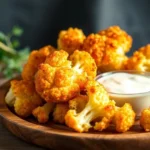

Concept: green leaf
[[12, 26, 23, 37], [12, 39, 20, 49], [0, 32, 6, 41]]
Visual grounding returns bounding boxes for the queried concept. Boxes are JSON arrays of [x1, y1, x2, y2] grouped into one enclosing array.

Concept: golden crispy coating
[[70, 50, 97, 80], [45, 50, 71, 67], [98, 25, 132, 53], [140, 108, 150, 131], [125, 44, 150, 71], [94, 100, 116, 131], [82, 26, 132, 72], [32, 102, 55, 123], [82, 33, 106, 68], [53, 103, 69, 124], [65, 80, 112, 132], [35, 50, 97, 103], [5, 80, 43, 117], [35, 63, 80, 103], [57, 27, 86, 54], [113, 103, 135, 133], [69, 95, 88, 113], [22, 45, 55, 80], [99, 50, 128, 72]]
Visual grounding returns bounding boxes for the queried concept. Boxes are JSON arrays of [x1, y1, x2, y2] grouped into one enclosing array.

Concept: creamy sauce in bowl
[[97, 72, 150, 94], [96, 71, 150, 116]]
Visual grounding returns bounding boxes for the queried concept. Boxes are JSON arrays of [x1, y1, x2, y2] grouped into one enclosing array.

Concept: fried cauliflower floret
[[69, 95, 88, 112], [70, 50, 97, 80], [44, 49, 71, 68], [99, 50, 128, 72], [35, 50, 97, 102], [140, 108, 150, 131], [35, 63, 80, 103], [5, 80, 43, 117], [53, 103, 69, 124], [57, 27, 86, 54], [82, 33, 106, 68], [125, 44, 150, 71], [22, 45, 55, 80], [98, 25, 132, 53], [32, 102, 55, 123], [94, 100, 116, 131], [65, 80, 114, 133], [113, 103, 135, 133], [82, 26, 132, 72]]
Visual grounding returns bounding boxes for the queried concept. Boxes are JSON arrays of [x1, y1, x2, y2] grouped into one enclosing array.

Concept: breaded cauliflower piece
[[124, 44, 150, 71], [83, 26, 132, 72], [69, 95, 88, 113], [98, 25, 132, 53], [53, 103, 69, 124], [5, 80, 43, 117], [140, 108, 150, 131], [22, 45, 55, 80], [94, 100, 116, 131], [35, 63, 80, 103], [113, 103, 135, 133], [82, 33, 106, 68], [57, 27, 86, 54], [35, 50, 97, 103], [70, 50, 97, 80], [32, 102, 55, 123], [65, 80, 114, 133]]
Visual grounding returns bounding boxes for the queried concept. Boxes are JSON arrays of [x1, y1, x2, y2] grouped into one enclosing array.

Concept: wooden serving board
[[0, 79, 150, 150]]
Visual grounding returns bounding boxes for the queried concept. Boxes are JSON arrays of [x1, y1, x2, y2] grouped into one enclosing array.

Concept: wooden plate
[[0, 79, 150, 150]]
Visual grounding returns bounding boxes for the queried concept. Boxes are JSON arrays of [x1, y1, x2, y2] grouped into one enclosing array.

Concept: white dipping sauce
[[97, 72, 150, 94]]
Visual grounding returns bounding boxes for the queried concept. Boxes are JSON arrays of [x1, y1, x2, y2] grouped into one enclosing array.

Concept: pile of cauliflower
[[5, 26, 150, 133]]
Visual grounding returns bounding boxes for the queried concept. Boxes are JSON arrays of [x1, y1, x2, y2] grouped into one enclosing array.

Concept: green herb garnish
[[0, 26, 30, 78]]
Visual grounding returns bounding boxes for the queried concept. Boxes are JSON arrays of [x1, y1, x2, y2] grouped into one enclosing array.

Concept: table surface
[[0, 79, 48, 150]]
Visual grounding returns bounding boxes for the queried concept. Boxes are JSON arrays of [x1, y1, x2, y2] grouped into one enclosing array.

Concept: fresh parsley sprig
[[0, 26, 30, 78]]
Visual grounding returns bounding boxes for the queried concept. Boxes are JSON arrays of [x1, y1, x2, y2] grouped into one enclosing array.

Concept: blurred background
[[0, 0, 150, 56]]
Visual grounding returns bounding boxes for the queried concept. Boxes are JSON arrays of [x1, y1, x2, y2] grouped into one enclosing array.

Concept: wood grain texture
[[0, 79, 150, 150]]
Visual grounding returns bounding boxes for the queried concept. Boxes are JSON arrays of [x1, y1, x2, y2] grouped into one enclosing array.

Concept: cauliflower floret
[[5, 80, 43, 117], [140, 108, 150, 131], [57, 27, 86, 54], [35, 63, 80, 103], [82, 33, 106, 68], [32, 102, 55, 123], [35, 50, 97, 103], [70, 50, 97, 80], [83, 26, 132, 72], [69, 95, 88, 113], [113, 103, 135, 133], [65, 80, 113, 132], [98, 25, 132, 53], [124, 44, 150, 71], [22, 45, 55, 80], [94, 100, 116, 131], [53, 103, 69, 124]]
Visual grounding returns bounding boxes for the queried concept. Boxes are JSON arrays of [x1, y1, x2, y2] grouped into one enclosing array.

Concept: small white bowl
[[96, 70, 150, 116]]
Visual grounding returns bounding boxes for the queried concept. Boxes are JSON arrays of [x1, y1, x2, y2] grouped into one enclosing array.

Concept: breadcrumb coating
[[32, 102, 55, 123], [124, 44, 150, 71], [57, 27, 86, 54], [22, 45, 55, 80], [65, 80, 113, 132], [35, 50, 97, 103], [83, 26, 132, 72], [98, 25, 132, 53], [53, 103, 69, 124], [113, 103, 135, 133], [140, 108, 150, 131], [5, 80, 43, 117]]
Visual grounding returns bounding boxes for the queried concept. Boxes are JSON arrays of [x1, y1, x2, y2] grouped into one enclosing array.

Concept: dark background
[[0, 0, 150, 56]]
